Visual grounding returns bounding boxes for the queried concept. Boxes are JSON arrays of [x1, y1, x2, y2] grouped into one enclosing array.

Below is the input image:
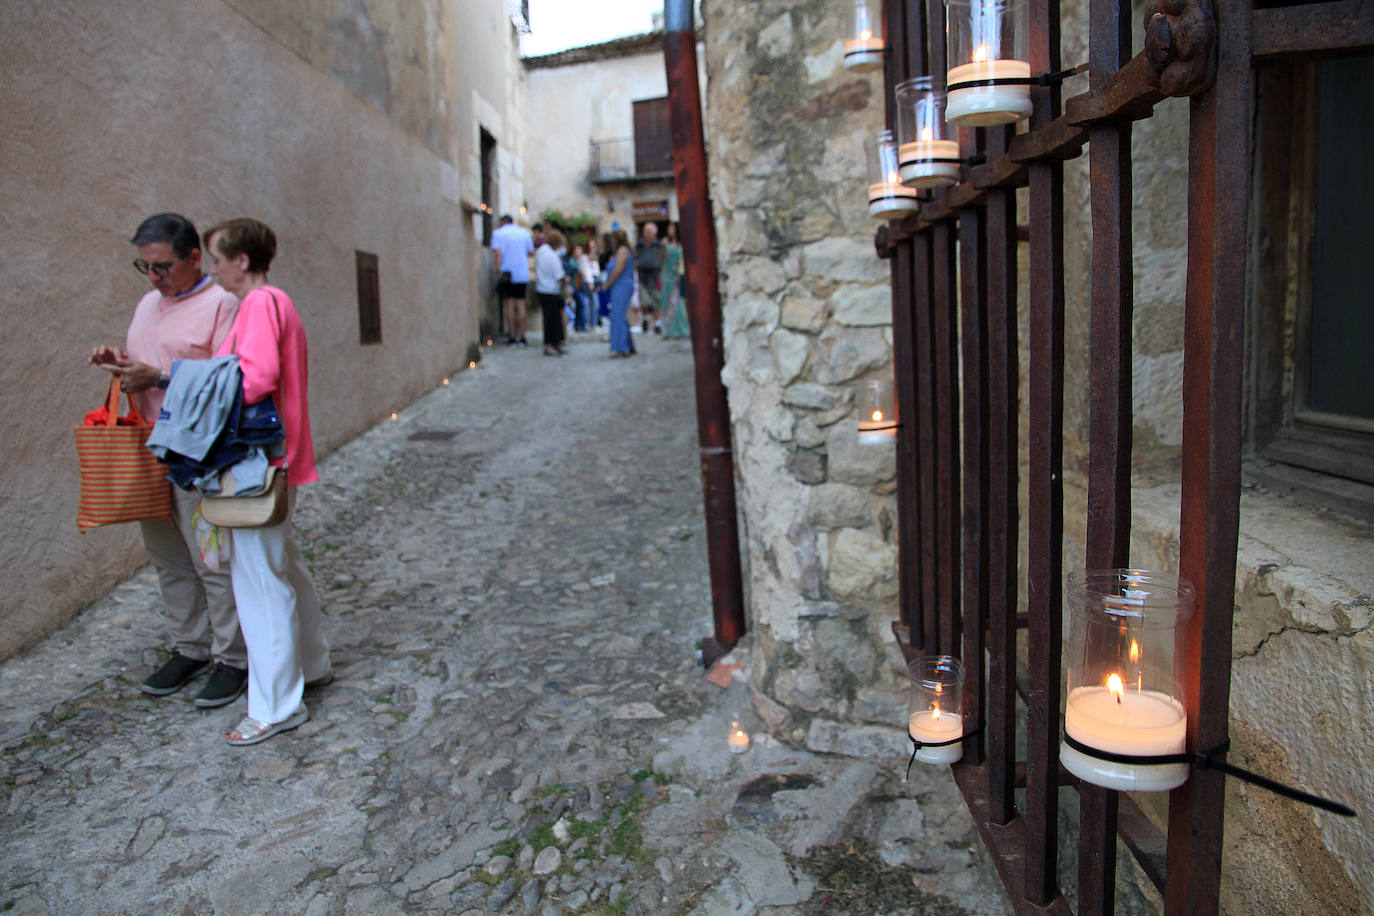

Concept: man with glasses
[[88, 213, 248, 708]]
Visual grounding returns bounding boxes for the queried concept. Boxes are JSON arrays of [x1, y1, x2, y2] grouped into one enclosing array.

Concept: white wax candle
[[909, 709, 963, 764], [945, 59, 1033, 127], [727, 722, 751, 754], [1060, 686, 1189, 791], [898, 139, 962, 188], [868, 182, 918, 220], [844, 37, 885, 72]]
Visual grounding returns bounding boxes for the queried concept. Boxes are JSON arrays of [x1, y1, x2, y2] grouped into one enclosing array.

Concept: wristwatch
[[156, 371, 170, 390]]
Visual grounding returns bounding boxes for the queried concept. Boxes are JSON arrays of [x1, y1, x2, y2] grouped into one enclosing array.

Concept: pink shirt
[[214, 286, 319, 486], [125, 278, 239, 421]]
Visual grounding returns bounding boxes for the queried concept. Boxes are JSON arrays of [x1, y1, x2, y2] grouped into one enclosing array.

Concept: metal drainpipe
[[663, 0, 747, 668]]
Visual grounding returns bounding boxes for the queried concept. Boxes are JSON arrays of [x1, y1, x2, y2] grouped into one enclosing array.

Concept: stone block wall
[[704, 0, 1373, 910], [704, 0, 907, 741]]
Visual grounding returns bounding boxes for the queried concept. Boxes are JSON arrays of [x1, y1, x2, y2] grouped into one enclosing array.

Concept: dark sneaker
[[193, 663, 248, 708], [140, 653, 208, 696]]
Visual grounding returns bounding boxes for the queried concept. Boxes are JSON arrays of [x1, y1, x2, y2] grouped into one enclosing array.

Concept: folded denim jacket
[[160, 392, 285, 492]]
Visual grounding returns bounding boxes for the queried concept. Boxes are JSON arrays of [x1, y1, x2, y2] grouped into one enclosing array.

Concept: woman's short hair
[[544, 228, 566, 250], [204, 218, 277, 273]]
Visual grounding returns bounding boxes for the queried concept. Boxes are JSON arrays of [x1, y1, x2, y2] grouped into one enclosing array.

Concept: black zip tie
[[905, 725, 984, 780], [1062, 733, 1356, 817], [946, 62, 1089, 94]]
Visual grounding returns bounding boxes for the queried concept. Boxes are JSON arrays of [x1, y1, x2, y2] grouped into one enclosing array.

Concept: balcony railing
[[589, 137, 673, 183]]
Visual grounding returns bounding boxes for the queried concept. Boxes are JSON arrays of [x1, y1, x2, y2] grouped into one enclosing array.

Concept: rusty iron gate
[[875, 0, 1372, 911]]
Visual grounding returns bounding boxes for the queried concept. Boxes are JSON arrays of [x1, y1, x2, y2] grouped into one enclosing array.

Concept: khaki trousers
[[139, 484, 246, 667]]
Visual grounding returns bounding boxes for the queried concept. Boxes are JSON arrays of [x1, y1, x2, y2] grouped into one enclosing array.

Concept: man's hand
[[92, 351, 160, 392]]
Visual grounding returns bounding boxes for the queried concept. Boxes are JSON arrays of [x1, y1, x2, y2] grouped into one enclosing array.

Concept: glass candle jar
[[844, 0, 885, 72], [867, 129, 919, 220], [908, 655, 965, 765], [855, 379, 898, 444], [895, 78, 961, 189], [1060, 569, 1196, 791], [944, 0, 1032, 126]]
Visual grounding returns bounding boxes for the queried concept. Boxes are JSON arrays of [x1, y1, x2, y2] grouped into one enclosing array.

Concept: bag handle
[[101, 376, 148, 427]]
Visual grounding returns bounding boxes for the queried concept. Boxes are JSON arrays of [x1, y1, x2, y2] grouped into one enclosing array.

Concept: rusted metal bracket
[[1145, 0, 1218, 97]]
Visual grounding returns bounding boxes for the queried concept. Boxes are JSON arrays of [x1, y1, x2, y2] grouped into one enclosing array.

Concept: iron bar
[[886, 0, 925, 641], [663, 3, 746, 666], [983, 123, 1020, 827], [1164, 0, 1250, 905], [953, 766, 1073, 915], [1023, 0, 1066, 894], [1076, 0, 1136, 904], [913, 233, 940, 654], [1251, 0, 1374, 62], [958, 196, 989, 765], [932, 223, 961, 657]]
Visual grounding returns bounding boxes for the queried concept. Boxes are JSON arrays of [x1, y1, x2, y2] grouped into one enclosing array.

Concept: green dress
[[660, 242, 689, 338]]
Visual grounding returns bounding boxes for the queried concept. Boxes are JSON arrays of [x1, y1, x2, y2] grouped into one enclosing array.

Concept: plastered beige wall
[[0, 0, 522, 660]]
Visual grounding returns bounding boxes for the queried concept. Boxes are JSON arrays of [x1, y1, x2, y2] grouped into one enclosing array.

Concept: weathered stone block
[[805, 718, 908, 759], [805, 483, 873, 530], [781, 382, 840, 411], [770, 328, 811, 385], [827, 425, 896, 485], [786, 448, 827, 486], [812, 327, 890, 385], [830, 283, 892, 327], [828, 528, 898, 601], [780, 290, 829, 333], [801, 237, 891, 285]]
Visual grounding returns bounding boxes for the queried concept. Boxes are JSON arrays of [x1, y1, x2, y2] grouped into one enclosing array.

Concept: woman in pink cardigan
[[204, 218, 332, 746]]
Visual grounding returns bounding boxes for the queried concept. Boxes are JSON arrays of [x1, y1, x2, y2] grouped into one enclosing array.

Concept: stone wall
[[704, 0, 906, 742], [704, 0, 1373, 911], [0, 0, 524, 660]]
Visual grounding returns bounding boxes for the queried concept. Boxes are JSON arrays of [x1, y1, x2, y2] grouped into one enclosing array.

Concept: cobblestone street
[[0, 332, 1008, 915]]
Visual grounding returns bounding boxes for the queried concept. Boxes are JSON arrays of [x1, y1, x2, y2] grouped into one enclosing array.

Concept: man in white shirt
[[490, 215, 534, 347]]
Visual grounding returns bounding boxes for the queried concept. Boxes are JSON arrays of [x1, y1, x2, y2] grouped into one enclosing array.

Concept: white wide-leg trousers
[[228, 490, 330, 725]]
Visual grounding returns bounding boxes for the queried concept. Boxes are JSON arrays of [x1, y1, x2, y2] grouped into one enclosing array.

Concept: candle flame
[[887, 170, 900, 184], [860, 28, 872, 41], [468, 361, 476, 368], [871, 409, 884, 422], [932, 703, 941, 720], [973, 44, 989, 63], [921, 126, 933, 142], [390, 412, 398, 420], [1107, 673, 1124, 703], [1129, 639, 1141, 663], [442, 377, 449, 385]]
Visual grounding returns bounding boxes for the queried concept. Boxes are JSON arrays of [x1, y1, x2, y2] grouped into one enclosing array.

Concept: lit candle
[[855, 378, 897, 443], [1060, 677, 1188, 791], [907, 655, 965, 766], [844, 0, 885, 72], [867, 130, 918, 220], [945, 53, 1032, 126], [896, 79, 961, 188], [908, 703, 964, 764], [857, 407, 897, 444], [727, 720, 751, 754], [899, 134, 962, 189], [1059, 569, 1195, 792]]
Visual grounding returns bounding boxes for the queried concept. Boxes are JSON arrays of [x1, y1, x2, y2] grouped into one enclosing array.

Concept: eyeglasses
[[132, 256, 183, 278]]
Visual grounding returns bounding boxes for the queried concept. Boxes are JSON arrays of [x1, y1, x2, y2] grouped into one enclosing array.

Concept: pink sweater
[[215, 286, 318, 485]]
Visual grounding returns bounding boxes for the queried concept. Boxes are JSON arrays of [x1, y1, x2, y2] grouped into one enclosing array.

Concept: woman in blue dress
[[604, 228, 637, 357]]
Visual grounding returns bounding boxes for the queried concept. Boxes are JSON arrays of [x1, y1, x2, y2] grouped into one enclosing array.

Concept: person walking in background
[[574, 241, 597, 331], [660, 222, 689, 339], [635, 221, 664, 334], [203, 218, 332, 745], [534, 228, 568, 356], [605, 228, 637, 358], [87, 212, 248, 709], [490, 215, 534, 348], [580, 238, 601, 329]]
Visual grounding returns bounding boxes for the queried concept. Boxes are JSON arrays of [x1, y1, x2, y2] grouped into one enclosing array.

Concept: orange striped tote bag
[[74, 378, 174, 531]]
